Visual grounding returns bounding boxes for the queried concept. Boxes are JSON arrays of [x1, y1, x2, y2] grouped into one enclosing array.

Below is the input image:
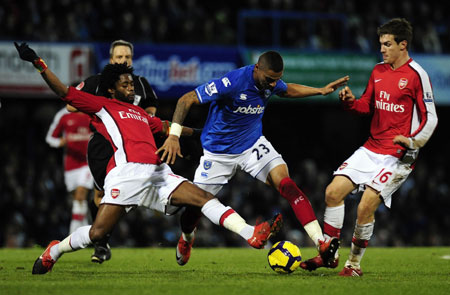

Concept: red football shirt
[[342, 58, 438, 158], [46, 108, 92, 171], [63, 87, 163, 174]]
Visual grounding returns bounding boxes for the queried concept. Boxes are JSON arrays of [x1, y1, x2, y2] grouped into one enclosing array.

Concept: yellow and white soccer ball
[[267, 241, 302, 274]]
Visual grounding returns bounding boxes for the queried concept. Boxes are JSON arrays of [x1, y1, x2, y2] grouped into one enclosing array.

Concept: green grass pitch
[[1, 247, 449, 295]]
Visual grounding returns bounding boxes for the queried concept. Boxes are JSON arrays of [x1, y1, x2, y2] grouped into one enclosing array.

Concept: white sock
[[324, 205, 345, 233], [201, 198, 230, 225], [201, 198, 253, 239], [303, 220, 324, 247], [49, 225, 92, 261], [70, 200, 89, 233], [347, 221, 375, 268], [223, 213, 254, 239]]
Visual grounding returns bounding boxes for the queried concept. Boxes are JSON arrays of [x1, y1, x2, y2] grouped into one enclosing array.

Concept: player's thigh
[[325, 175, 357, 205], [94, 188, 104, 206], [240, 136, 286, 183], [193, 152, 238, 195], [91, 203, 126, 240], [170, 181, 214, 208]]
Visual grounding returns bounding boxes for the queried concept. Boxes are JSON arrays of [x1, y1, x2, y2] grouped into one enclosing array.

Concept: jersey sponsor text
[[376, 91, 405, 113], [232, 104, 265, 114], [118, 109, 149, 123]]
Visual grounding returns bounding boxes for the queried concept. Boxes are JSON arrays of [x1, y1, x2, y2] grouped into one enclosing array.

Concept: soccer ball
[[267, 241, 302, 274]]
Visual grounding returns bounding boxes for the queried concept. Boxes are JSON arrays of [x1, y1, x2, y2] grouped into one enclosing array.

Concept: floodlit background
[[1, 0, 449, 249]]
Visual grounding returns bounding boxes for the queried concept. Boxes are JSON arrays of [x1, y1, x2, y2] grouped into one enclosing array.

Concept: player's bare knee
[[89, 226, 107, 243], [195, 189, 214, 207], [325, 184, 344, 206]]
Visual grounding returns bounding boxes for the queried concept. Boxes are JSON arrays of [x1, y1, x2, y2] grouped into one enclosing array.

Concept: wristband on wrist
[[33, 58, 48, 73], [169, 122, 182, 137]]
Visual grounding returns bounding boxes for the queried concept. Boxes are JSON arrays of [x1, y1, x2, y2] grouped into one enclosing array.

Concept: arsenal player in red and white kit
[[46, 107, 93, 234], [300, 18, 438, 276], [14, 43, 284, 275]]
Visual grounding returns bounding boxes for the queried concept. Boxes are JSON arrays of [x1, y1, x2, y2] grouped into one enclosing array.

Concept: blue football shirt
[[195, 64, 287, 154]]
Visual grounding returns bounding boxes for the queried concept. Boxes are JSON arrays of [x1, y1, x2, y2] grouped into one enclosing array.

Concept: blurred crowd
[[1, 0, 449, 53], [1, 100, 449, 248]]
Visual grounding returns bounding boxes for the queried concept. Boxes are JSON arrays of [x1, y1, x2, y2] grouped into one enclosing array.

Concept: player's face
[[379, 34, 405, 66], [254, 64, 283, 91], [113, 74, 135, 102], [110, 45, 133, 67]]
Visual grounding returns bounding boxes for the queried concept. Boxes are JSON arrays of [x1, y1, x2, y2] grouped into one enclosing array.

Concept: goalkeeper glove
[[14, 42, 48, 73]]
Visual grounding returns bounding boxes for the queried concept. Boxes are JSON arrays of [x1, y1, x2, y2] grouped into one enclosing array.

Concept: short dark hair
[[99, 63, 134, 97], [258, 51, 284, 72], [109, 40, 134, 57], [377, 18, 413, 49]]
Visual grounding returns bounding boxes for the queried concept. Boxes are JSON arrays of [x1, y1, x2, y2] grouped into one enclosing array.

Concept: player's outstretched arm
[[282, 76, 349, 98], [14, 42, 68, 97], [156, 90, 200, 164]]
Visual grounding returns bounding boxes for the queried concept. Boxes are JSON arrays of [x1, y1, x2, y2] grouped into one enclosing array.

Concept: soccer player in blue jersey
[[157, 51, 349, 266]]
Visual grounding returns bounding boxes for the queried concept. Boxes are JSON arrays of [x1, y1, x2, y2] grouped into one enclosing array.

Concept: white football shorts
[[101, 162, 187, 215], [334, 146, 413, 208], [64, 165, 94, 192], [193, 135, 286, 195]]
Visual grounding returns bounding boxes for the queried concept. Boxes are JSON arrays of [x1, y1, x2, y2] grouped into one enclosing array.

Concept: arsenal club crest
[[398, 78, 408, 89], [338, 162, 348, 170], [111, 188, 120, 199]]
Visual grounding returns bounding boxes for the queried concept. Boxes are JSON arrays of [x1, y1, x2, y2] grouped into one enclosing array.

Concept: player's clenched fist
[[339, 86, 355, 102]]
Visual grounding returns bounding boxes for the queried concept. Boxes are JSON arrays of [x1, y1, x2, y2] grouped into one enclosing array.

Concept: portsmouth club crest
[[203, 160, 212, 170], [398, 78, 408, 89], [264, 89, 271, 98]]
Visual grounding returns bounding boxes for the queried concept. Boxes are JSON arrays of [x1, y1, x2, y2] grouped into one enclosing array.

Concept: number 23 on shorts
[[252, 143, 270, 160]]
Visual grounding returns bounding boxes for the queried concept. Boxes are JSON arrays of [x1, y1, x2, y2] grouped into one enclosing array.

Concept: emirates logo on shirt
[[376, 91, 405, 113], [111, 188, 120, 199], [398, 78, 408, 89]]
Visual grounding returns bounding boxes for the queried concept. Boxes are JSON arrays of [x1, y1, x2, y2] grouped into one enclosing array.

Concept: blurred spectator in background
[[45, 106, 93, 234], [1, 0, 449, 53]]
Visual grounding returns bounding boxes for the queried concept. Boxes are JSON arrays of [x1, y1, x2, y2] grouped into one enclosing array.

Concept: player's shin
[[180, 206, 203, 241], [201, 198, 253, 239], [279, 177, 322, 244], [346, 221, 374, 268], [324, 205, 345, 240]]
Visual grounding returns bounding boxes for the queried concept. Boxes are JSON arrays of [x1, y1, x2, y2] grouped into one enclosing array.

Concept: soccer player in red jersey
[[300, 18, 438, 276], [14, 42, 283, 275], [75, 40, 159, 264], [46, 107, 93, 234]]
